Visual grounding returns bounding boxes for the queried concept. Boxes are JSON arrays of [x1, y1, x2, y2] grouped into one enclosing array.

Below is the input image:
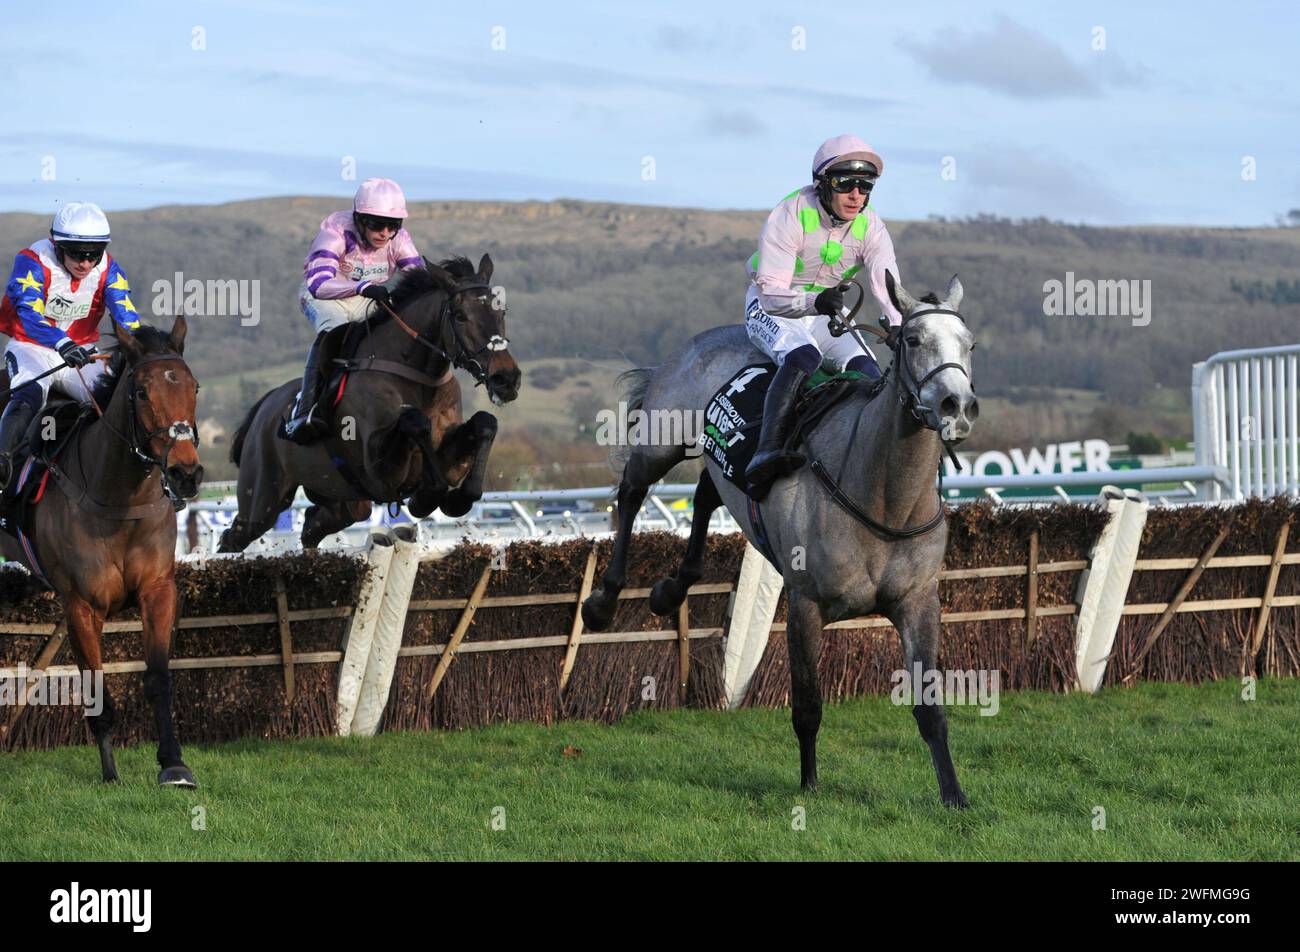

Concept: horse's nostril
[[940, 396, 959, 418], [966, 398, 980, 421]]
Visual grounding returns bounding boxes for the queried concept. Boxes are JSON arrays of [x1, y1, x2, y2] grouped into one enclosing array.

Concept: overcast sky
[[2, 0, 1296, 225]]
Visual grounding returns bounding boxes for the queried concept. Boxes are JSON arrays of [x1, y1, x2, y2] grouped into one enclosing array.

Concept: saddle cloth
[[700, 362, 883, 496], [0, 400, 87, 584]]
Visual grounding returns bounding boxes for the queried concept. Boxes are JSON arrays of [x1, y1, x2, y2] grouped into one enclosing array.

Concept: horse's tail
[[608, 367, 655, 474], [229, 389, 275, 466]]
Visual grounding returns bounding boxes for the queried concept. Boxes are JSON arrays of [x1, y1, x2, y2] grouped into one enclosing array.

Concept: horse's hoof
[[581, 593, 615, 632], [648, 578, 680, 616], [438, 492, 474, 518], [158, 765, 197, 788], [102, 771, 119, 784], [943, 790, 969, 809]]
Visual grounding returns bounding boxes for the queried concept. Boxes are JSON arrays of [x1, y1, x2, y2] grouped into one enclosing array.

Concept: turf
[[1, 679, 1296, 861]]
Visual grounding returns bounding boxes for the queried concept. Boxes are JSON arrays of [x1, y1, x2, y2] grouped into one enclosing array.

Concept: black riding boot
[[745, 361, 810, 499], [0, 398, 38, 492], [280, 333, 331, 445]]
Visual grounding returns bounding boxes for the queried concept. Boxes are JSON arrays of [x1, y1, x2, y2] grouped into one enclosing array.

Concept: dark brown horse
[[0, 318, 203, 785], [218, 255, 519, 552]]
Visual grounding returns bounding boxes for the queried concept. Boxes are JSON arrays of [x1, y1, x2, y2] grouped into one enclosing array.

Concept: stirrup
[[279, 406, 327, 444]]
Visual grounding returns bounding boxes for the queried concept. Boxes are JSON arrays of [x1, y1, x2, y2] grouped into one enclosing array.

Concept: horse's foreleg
[[434, 411, 499, 518], [649, 469, 721, 616], [138, 578, 195, 788], [786, 590, 824, 792], [64, 598, 116, 783], [393, 405, 448, 499], [890, 584, 967, 808]]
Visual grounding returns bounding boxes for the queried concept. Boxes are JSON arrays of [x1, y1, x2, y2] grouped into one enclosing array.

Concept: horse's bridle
[[381, 280, 509, 387], [84, 351, 198, 509], [830, 277, 972, 430]]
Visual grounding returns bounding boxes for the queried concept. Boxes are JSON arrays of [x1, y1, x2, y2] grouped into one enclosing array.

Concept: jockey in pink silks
[[281, 178, 423, 444], [743, 134, 905, 489]]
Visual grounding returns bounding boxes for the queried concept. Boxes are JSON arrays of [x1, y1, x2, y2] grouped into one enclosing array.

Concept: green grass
[[1, 680, 1296, 860]]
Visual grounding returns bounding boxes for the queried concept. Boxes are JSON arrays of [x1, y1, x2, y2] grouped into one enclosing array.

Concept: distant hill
[[2, 199, 1297, 482]]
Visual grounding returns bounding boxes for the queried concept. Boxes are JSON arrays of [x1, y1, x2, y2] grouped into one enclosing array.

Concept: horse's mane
[[388, 256, 478, 312], [91, 325, 179, 406]]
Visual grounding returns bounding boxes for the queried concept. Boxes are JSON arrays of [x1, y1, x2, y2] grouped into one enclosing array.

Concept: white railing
[[1194, 344, 1300, 500]]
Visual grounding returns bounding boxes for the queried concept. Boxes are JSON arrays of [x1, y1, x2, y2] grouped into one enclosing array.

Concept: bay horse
[[0, 317, 203, 785], [218, 255, 520, 552], [582, 274, 978, 806]]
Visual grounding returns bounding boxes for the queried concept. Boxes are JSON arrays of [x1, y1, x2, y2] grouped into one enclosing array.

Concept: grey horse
[[581, 273, 978, 807]]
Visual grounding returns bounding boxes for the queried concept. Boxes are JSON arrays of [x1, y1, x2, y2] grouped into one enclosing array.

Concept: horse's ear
[[943, 274, 964, 312], [115, 319, 142, 359], [885, 270, 919, 317], [169, 313, 188, 355], [477, 253, 493, 284]]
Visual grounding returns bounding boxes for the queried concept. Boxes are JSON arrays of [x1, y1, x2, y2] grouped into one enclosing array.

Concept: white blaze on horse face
[[913, 313, 975, 420]]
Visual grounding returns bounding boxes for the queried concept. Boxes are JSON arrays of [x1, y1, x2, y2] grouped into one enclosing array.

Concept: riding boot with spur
[[0, 397, 38, 492], [745, 360, 810, 499], [281, 333, 331, 445]]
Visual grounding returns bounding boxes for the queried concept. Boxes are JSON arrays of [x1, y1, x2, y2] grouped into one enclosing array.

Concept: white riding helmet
[[50, 202, 112, 244]]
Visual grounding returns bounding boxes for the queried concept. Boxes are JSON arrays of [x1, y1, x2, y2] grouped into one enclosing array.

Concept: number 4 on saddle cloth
[[701, 363, 886, 566], [701, 363, 886, 495], [0, 399, 91, 586]]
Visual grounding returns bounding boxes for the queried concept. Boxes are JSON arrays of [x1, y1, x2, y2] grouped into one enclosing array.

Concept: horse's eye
[[970, 341, 977, 351], [906, 336, 921, 347], [136, 388, 149, 401]]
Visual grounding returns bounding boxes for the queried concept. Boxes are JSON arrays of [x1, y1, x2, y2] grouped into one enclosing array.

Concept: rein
[[804, 278, 972, 539], [377, 279, 508, 388]]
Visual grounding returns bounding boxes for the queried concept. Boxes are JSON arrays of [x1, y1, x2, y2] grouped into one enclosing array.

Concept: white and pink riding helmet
[[353, 178, 408, 219]]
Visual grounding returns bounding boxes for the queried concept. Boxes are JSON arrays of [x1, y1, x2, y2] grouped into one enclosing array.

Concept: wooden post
[[559, 547, 598, 694], [1132, 516, 1235, 670], [274, 576, 295, 705], [0, 620, 69, 738], [1026, 530, 1039, 646], [1250, 516, 1292, 668], [30, 619, 68, 672], [426, 562, 493, 702], [676, 599, 691, 703]]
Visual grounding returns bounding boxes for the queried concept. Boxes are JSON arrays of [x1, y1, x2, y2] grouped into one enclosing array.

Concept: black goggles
[[356, 214, 403, 234], [827, 174, 876, 195], [57, 242, 107, 263]]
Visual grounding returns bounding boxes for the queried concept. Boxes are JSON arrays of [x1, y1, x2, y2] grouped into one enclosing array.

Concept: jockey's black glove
[[359, 284, 390, 304], [814, 286, 845, 317], [56, 339, 93, 369]]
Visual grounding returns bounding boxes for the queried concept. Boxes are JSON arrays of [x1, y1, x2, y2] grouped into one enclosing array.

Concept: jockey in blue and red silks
[[280, 177, 424, 444], [0, 202, 142, 489]]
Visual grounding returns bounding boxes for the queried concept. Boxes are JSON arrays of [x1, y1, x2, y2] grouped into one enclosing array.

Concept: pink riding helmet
[[353, 178, 408, 218]]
